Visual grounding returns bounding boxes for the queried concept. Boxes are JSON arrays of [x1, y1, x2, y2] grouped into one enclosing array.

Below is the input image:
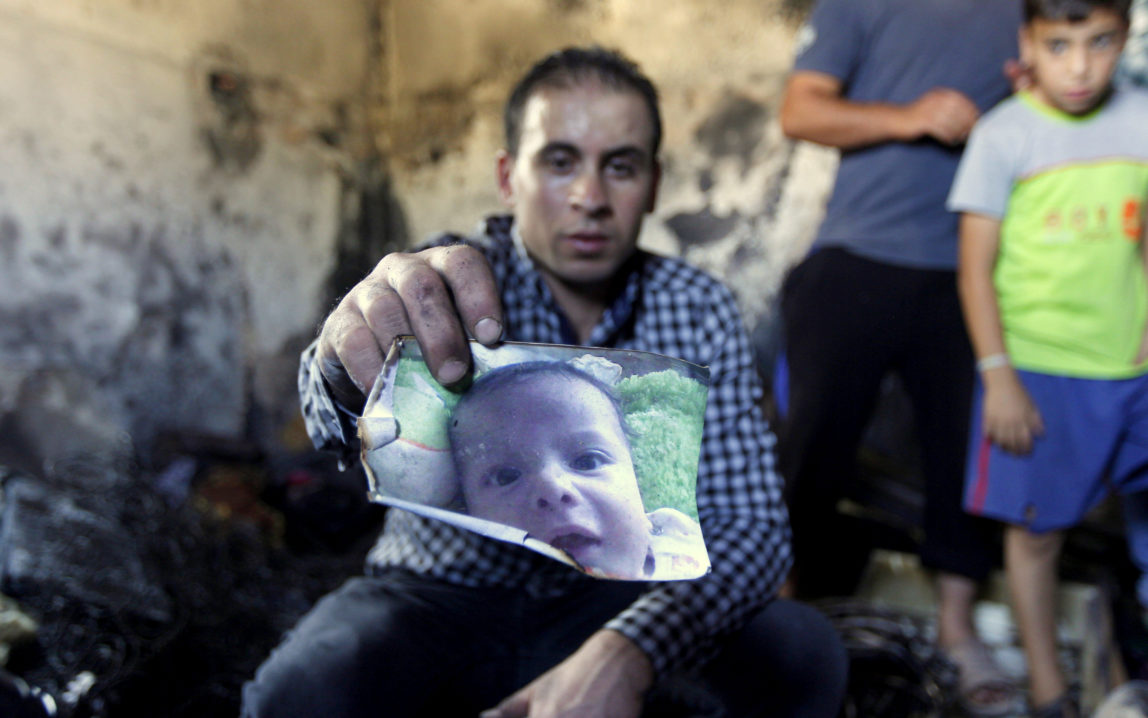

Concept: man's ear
[[645, 159, 662, 214], [496, 150, 516, 207]]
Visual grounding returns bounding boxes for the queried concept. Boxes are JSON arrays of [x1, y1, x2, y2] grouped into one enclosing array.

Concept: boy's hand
[[981, 368, 1044, 455], [1135, 328, 1148, 365]]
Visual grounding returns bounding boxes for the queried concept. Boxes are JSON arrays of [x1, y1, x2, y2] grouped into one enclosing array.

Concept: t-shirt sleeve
[[792, 0, 864, 82], [947, 118, 1016, 220]]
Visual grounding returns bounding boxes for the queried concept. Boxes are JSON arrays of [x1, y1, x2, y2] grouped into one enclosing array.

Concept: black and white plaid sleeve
[[298, 340, 359, 468], [603, 268, 793, 678]]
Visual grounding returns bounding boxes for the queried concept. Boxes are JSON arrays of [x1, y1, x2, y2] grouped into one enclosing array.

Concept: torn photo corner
[[357, 337, 712, 581]]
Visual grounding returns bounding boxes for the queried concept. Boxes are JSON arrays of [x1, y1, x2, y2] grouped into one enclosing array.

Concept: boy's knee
[[1008, 526, 1064, 561]]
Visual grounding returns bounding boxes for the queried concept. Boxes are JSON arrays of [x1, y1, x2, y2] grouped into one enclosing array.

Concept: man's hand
[[481, 630, 653, 718], [316, 244, 503, 412], [982, 368, 1044, 455], [904, 88, 979, 145]]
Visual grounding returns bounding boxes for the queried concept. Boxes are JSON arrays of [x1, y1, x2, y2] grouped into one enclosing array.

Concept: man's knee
[[704, 599, 848, 717], [241, 574, 462, 718], [754, 600, 848, 691]]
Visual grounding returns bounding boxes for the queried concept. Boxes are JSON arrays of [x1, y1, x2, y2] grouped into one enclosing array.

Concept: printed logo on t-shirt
[[1039, 198, 1143, 243]]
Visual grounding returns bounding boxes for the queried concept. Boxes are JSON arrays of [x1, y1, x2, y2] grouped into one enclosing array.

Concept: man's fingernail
[[474, 317, 502, 345], [438, 359, 467, 385]]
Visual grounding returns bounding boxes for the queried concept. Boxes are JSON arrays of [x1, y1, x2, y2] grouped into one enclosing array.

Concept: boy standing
[[950, 1, 1148, 715]]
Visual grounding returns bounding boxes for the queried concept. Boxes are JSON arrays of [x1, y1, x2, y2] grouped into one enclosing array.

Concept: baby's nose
[[533, 465, 579, 509]]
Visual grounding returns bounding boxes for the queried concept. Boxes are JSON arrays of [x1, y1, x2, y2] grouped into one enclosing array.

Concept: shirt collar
[[501, 217, 645, 347]]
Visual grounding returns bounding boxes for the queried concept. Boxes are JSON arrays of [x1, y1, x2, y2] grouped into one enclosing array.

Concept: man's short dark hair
[[503, 46, 662, 158], [1024, 0, 1131, 22]]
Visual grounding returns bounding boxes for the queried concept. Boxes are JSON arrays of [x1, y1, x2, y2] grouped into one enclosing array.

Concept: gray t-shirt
[[793, 0, 1021, 269]]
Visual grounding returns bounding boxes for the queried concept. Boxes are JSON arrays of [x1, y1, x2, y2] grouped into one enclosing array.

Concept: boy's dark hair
[[503, 46, 662, 158], [1024, 0, 1131, 22]]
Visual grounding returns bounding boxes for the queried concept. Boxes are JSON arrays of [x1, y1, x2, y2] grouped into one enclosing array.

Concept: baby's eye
[[488, 467, 522, 487], [570, 451, 610, 472]]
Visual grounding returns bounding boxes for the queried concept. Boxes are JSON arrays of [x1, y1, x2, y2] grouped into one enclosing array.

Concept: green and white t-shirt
[[949, 87, 1148, 379]]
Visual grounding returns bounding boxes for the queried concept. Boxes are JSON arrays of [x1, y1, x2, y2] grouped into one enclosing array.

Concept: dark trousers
[[241, 569, 848, 717], [779, 248, 996, 597]]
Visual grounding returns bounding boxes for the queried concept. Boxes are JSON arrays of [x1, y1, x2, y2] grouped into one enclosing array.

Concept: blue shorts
[[964, 369, 1148, 533]]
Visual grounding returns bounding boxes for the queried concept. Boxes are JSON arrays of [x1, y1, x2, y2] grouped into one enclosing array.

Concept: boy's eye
[[570, 451, 610, 472], [489, 467, 522, 487], [1091, 34, 1113, 50], [1046, 39, 1067, 54]]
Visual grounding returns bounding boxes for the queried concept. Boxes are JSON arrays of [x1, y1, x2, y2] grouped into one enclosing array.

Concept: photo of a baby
[[358, 339, 710, 581]]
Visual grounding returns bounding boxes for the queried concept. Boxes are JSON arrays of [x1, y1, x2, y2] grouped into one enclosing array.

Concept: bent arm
[[780, 71, 980, 150]]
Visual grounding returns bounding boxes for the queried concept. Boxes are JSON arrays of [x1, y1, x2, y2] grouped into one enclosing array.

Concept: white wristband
[[976, 353, 1010, 372]]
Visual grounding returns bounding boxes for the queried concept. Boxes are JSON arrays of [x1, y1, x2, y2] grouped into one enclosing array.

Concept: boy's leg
[[1006, 526, 1067, 708]]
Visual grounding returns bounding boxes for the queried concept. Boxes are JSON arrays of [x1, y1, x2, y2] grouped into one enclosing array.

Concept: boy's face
[[1020, 9, 1128, 115], [453, 374, 652, 578], [497, 80, 659, 293]]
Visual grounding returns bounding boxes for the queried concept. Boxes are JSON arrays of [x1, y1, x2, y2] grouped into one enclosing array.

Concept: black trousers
[[241, 569, 848, 717], [779, 248, 996, 598]]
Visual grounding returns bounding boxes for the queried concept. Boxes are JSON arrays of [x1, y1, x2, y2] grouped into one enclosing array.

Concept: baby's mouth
[[548, 532, 601, 554]]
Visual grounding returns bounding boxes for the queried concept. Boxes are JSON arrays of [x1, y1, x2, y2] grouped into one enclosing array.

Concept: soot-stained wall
[[0, 0, 376, 468]]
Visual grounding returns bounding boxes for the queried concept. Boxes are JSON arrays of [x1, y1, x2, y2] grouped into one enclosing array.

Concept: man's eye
[[606, 159, 637, 178], [489, 467, 522, 487], [570, 451, 609, 472], [544, 153, 575, 173]]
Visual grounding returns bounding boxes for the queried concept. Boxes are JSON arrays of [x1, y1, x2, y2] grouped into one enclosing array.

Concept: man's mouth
[[564, 231, 610, 252]]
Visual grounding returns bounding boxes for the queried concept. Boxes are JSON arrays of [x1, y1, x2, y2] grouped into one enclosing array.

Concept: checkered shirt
[[298, 215, 792, 677]]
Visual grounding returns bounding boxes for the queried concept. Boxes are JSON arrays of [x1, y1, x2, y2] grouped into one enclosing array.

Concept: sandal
[[940, 639, 1023, 717]]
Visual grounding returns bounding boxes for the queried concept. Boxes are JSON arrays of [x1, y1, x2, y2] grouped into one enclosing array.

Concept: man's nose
[[570, 170, 609, 215]]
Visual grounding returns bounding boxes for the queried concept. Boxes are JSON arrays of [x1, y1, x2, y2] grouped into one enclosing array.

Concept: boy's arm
[[957, 213, 1045, 454]]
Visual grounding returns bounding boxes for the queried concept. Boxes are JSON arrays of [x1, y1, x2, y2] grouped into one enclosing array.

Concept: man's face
[[453, 374, 652, 578], [1021, 9, 1127, 115], [497, 81, 660, 291]]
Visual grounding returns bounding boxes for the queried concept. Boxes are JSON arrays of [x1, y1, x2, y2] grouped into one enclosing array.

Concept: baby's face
[[453, 375, 651, 577]]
